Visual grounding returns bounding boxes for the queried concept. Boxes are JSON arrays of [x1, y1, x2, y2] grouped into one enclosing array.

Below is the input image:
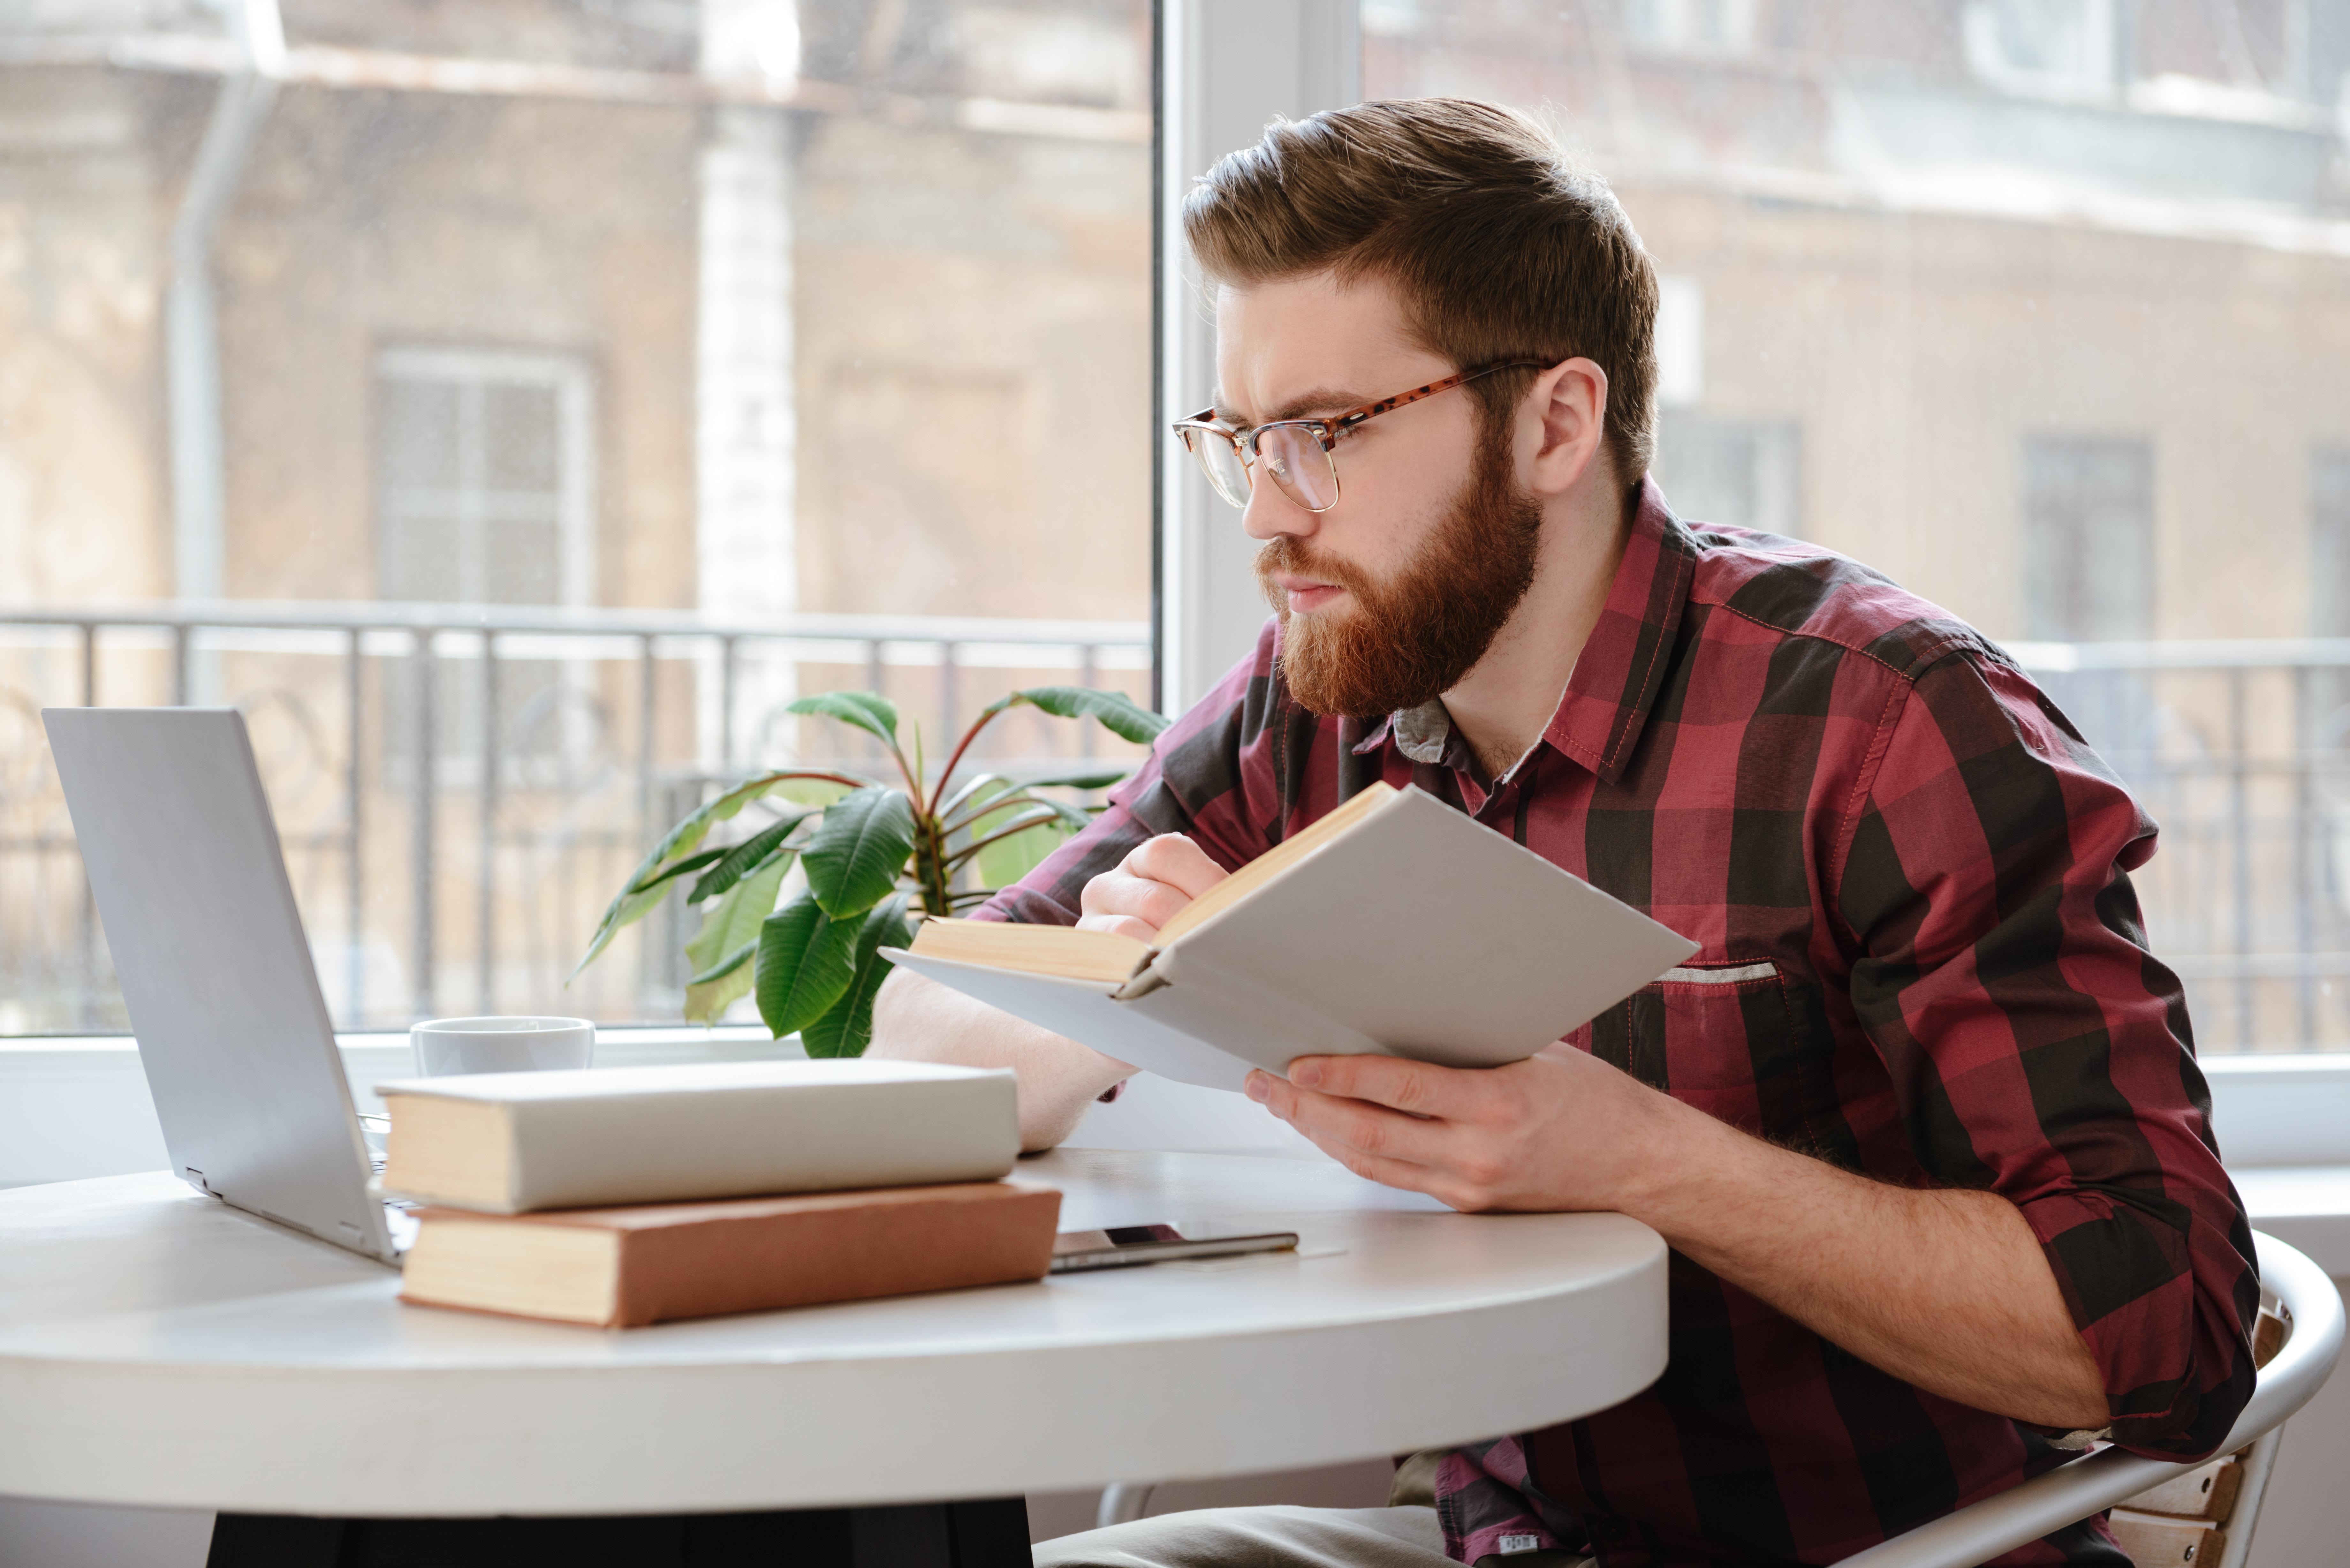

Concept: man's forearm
[[867, 968, 1133, 1151], [1623, 1094, 2109, 1430]]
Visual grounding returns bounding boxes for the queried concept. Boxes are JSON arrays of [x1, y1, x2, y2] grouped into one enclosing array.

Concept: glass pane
[[379, 378, 462, 494], [1, 2, 1153, 1044], [481, 382, 561, 494], [1365, 3, 2348, 1052]]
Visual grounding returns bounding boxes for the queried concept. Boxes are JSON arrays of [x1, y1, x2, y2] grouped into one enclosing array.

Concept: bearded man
[[868, 98, 2255, 1568]]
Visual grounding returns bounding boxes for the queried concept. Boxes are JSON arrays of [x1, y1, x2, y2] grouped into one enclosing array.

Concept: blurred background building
[[2, 0, 2347, 1051]]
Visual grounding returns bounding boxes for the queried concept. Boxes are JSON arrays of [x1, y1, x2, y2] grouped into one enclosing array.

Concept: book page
[[909, 917, 1149, 984], [1153, 781, 1398, 946]]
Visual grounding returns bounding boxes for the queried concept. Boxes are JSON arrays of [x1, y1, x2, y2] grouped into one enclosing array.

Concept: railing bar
[[411, 629, 436, 1024], [346, 627, 364, 1028], [940, 641, 959, 777], [1080, 644, 1098, 761], [866, 640, 885, 766], [77, 621, 97, 1029], [2230, 667, 2253, 1050], [172, 624, 192, 706], [719, 635, 738, 774], [2293, 666, 2318, 1048], [637, 634, 656, 1005], [478, 630, 498, 1018]]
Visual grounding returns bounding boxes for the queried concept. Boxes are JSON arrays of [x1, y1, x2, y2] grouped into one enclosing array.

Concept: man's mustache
[[1254, 537, 1374, 599]]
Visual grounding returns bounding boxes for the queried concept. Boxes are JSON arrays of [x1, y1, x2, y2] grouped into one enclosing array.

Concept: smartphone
[[1050, 1222, 1301, 1273]]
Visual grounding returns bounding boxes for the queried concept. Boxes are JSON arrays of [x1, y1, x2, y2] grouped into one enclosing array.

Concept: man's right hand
[[1077, 833, 1229, 943]]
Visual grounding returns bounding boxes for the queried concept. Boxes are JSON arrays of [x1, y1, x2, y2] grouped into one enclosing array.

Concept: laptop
[[44, 707, 413, 1264]]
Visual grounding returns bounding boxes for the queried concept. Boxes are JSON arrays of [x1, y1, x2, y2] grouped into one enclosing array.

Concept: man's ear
[[1525, 356, 1610, 498]]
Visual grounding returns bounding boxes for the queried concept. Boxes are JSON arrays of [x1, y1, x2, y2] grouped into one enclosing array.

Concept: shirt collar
[[1348, 477, 1696, 787]]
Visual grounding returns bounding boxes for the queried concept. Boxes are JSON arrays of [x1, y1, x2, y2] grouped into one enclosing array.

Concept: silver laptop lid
[[43, 707, 396, 1263]]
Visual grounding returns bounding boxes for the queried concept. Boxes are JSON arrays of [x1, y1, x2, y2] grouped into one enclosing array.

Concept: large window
[[0, 1, 1153, 1032], [1365, 0, 2350, 1052]]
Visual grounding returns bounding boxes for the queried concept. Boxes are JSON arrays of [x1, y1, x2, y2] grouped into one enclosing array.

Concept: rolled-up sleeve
[[1837, 649, 2259, 1458]]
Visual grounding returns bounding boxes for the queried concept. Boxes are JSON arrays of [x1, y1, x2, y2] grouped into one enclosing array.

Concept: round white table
[[0, 1149, 1665, 1521]]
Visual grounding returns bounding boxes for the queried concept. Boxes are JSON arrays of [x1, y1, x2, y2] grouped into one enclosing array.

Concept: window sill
[[0, 1026, 795, 1188]]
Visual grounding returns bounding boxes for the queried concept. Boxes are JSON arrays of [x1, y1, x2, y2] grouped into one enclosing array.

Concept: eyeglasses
[[1171, 362, 1544, 513]]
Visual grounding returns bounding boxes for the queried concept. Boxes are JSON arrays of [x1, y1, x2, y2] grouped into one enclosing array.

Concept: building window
[[1963, 0, 2118, 94], [376, 346, 595, 611], [376, 346, 597, 777], [2023, 435, 2153, 642], [1625, 0, 1760, 53], [1654, 413, 1800, 539]]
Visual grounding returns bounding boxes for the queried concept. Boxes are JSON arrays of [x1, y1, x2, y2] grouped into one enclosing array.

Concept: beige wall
[[1625, 184, 2350, 642]]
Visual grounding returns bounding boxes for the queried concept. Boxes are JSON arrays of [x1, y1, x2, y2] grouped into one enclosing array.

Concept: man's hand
[[1248, 1049, 2113, 1432], [1245, 1044, 1663, 1212], [1077, 833, 1228, 942]]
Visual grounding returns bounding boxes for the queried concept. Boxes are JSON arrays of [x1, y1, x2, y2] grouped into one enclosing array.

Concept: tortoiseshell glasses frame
[[1170, 361, 1546, 513]]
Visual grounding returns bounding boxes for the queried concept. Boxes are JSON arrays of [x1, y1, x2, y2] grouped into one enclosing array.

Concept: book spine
[[611, 1186, 1063, 1327], [502, 1076, 1021, 1212]]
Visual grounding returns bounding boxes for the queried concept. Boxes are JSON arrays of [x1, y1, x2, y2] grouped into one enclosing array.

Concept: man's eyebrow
[[1211, 387, 1371, 426]]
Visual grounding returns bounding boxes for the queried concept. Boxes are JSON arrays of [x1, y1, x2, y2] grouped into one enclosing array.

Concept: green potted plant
[[571, 686, 1167, 1056]]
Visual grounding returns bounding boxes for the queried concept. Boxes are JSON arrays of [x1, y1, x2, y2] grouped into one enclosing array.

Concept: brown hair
[[1183, 97, 1659, 484]]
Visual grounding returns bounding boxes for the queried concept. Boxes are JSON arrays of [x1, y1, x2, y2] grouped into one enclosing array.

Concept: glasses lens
[[1257, 425, 1338, 511], [1183, 428, 1252, 509]]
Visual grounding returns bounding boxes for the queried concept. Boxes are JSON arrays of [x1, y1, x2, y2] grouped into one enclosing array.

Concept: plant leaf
[[1015, 765, 1137, 790], [801, 786, 917, 918], [937, 770, 1012, 824], [754, 891, 860, 1038], [571, 771, 829, 979], [774, 776, 857, 808], [686, 811, 811, 904], [800, 895, 913, 1059], [685, 940, 756, 988], [680, 848, 794, 1023], [786, 690, 901, 750], [971, 802, 1072, 889], [635, 847, 725, 892], [1006, 686, 1170, 745]]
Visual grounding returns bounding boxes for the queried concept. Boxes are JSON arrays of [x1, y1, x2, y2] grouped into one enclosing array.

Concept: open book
[[884, 783, 1697, 1093]]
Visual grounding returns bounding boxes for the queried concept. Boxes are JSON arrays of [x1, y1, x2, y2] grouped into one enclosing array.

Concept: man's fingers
[[1288, 1052, 1473, 1118], [1079, 871, 1190, 932], [1256, 1074, 1459, 1168], [1074, 911, 1161, 945], [1123, 833, 1229, 900]]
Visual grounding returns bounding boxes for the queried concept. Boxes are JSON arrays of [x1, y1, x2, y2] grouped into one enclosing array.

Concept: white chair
[[1093, 1233, 2342, 1566], [1843, 1230, 2343, 1568]]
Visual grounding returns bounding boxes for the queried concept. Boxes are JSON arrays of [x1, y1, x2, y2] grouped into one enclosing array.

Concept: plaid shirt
[[980, 480, 2257, 1568]]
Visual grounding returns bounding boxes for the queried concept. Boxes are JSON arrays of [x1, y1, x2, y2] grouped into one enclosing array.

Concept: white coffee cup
[[410, 1016, 596, 1077]]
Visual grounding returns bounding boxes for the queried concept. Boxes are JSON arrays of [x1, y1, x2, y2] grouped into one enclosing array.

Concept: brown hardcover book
[[399, 1180, 1061, 1328]]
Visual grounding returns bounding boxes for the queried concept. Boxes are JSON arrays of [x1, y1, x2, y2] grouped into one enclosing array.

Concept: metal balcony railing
[[0, 599, 1151, 1034], [10, 606, 2350, 1054]]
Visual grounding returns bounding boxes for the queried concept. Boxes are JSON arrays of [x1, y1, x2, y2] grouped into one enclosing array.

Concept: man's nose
[[1241, 467, 1320, 543]]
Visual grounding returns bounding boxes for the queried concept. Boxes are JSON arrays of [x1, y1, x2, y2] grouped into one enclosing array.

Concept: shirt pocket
[[1618, 959, 1810, 1139]]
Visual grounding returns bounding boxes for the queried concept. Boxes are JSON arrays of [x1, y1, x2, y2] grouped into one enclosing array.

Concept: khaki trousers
[[1032, 1505, 1595, 1568]]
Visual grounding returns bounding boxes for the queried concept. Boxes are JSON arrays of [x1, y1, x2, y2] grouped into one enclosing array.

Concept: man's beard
[[1256, 419, 1543, 719]]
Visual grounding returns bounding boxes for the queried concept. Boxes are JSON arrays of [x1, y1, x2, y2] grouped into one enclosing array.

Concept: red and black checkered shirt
[[979, 480, 2257, 1568]]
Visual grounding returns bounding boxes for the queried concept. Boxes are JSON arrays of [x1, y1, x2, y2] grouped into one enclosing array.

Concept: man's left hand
[[1245, 1045, 1677, 1214]]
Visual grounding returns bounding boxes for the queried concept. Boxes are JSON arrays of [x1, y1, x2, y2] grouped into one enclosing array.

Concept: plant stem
[[944, 807, 1060, 870], [928, 703, 1007, 815]]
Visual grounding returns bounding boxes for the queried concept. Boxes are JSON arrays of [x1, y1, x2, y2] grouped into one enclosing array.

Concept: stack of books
[[379, 1059, 1059, 1328]]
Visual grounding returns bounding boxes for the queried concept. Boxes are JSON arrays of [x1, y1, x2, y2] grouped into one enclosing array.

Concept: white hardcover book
[[887, 785, 1698, 1092], [377, 1058, 1019, 1213]]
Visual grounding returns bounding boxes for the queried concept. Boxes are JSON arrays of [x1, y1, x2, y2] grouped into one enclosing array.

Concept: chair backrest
[[2100, 1303, 2289, 1568], [1835, 1232, 2344, 1568]]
